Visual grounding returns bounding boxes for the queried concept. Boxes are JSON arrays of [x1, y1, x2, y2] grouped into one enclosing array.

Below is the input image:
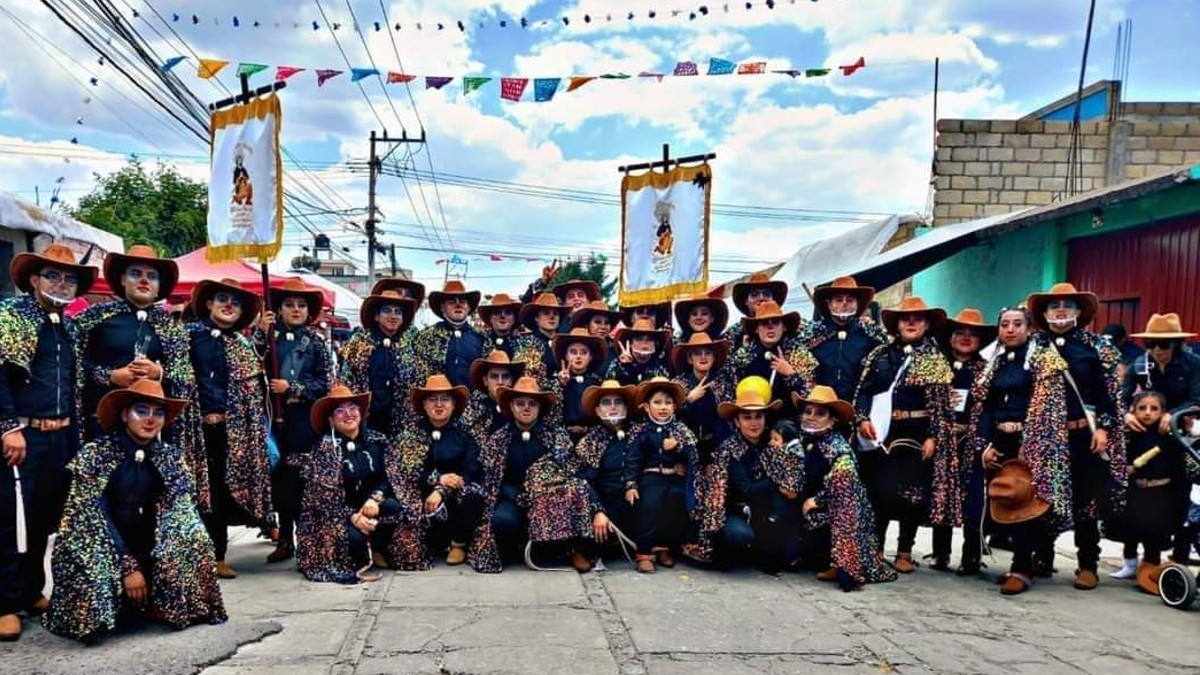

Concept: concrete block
[[990, 120, 1018, 133], [1184, 151, 1200, 164], [1012, 176, 1040, 190], [978, 176, 1005, 190], [1027, 191, 1053, 205], [1014, 148, 1042, 162], [1134, 121, 1162, 135], [1083, 135, 1108, 149], [933, 204, 951, 220], [1158, 150, 1185, 165], [1028, 163, 1055, 177], [1041, 148, 1070, 162], [1082, 163, 1107, 178], [986, 147, 1015, 161], [937, 132, 966, 146], [934, 189, 962, 204], [1030, 134, 1058, 148], [951, 147, 979, 161], [938, 161, 964, 175], [964, 162, 991, 176], [1055, 134, 1076, 148], [934, 175, 952, 190], [936, 119, 963, 132], [983, 204, 1017, 216], [1149, 136, 1177, 150], [1002, 134, 1031, 148], [962, 119, 991, 132], [999, 162, 1029, 176], [949, 175, 976, 189], [975, 132, 1003, 147], [948, 204, 979, 218], [1162, 102, 1200, 115], [935, 147, 953, 161], [387, 567, 587, 608], [1161, 122, 1189, 136], [962, 190, 990, 204], [1176, 137, 1200, 150], [1078, 148, 1098, 163], [1126, 136, 1148, 150], [1045, 121, 1074, 134], [1016, 120, 1044, 133], [1039, 177, 1067, 192], [1126, 165, 1147, 179], [999, 191, 1028, 205]]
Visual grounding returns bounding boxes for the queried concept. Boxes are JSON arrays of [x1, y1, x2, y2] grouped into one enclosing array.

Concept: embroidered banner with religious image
[[206, 94, 284, 263], [619, 163, 711, 305]]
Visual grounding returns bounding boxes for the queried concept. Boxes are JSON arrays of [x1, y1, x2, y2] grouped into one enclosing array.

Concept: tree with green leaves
[[547, 253, 617, 306], [68, 159, 208, 257]]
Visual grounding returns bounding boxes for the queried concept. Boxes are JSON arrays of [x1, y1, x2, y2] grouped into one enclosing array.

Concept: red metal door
[[1067, 214, 1200, 334]]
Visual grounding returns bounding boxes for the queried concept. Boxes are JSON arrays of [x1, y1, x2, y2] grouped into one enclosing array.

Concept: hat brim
[[553, 281, 601, 303], [789, 393, 854, 422], [812, 285, 875, 318], [103, 251, 179, 301], [619, 303, 671, 329], [670, 339, 730, 374], [732, 280, 788, 316], [742, 311, 802, 334], [618, 326, 671, 344], [943, 319, 999, 346], [479, 300, 523, 323], [360, 296, 417, 332], [1131, 331, 1197, 340], [881, 307, 948, 335], [96, 388, 188, 432], [370, 278, 426, 304], [269, 286, 326, 324], [496, 386, 558, 415], [673, 298, 729, 335], [581, 384, 637, 420], [570, 307, 621, 330], [310, 391, 372, 434], [191, 280, 261, 333], [519, 303, 568, 329], [989, 496, 1050, 525], [552, 334, 608, 368], [429, 290, 482, 319], [469, 357, 526, 391], [717, 399, 783, 420], [10, 251, 97, 296], [410, 384, 469, 417], [1025, 291, 1098, 331], [635, 379, 685, 407]]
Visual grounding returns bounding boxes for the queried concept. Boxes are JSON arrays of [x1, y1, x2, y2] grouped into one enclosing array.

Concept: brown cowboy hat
[[673, 293, 729, 335], [881, 296, 948, 335], [268, 278, 325, 324], [190, 278, 261, 332], [552, 327, 608, 366], [617, 317, 671, 345], [1131, 313, 1197, 340], [732, 272, 789, 317], [469, 350, 527, 391], [103, 244, 179, 300], [310, 383, 372, 435], [619, 301, 671, 329], [496, 375, 558, 414], [987, 460, 1050, 525], [360, 290, 418, 332], [717, 384, 783, 420], [741, 300, 802, 334], [370, 277, 426, 304], [636, 376, 685, 408], [410, 374, 469, 416], [96, 378, 188, 432], [944, 308, 999, 345], [478, 293, 523, 324], [1025, 283, 1098, 331], [519, 292, 569, 330], [552, 279, 601, 304], [812, 276, 875, 317], [10, 242, 97, 296], [670, 333, 730, 373], [580, 379, 637, 420], [428, 280, 482, 319], [570, 300, 621, 330], [791, 385, 855, 423]]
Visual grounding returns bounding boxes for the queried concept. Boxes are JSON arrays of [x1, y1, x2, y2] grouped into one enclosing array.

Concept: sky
[[1, 0, 1198, 299]]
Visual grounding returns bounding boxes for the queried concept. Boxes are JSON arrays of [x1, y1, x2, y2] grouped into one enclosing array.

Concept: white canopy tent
[[0, 190, 124, 259]]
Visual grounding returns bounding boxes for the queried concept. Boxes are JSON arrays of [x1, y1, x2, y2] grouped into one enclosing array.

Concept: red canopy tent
[[87, 246, 335, 308]]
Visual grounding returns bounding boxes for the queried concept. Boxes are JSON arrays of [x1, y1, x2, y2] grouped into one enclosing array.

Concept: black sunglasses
[[1145, 340, 1176, 350]]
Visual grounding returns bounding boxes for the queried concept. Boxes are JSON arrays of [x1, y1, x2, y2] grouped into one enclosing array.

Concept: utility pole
[[365, 129, 427, 281]]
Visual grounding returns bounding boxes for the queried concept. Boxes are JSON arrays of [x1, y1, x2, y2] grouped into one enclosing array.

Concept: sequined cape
[[43, 433, 225, 641], [685, 434, 801, 563], [387, 419, 485, 570], [1033, 330, 1129, 517], [185, 322, 271, 523], [462, 390, 506, 449], [293, 429, 411, 582], [968, 342, 1076, 533], [855, 338, 960, 527], [470, 421, 574, 572], [510, 332, 555, 387], [727, 333, 818, 398], [0, 295, 85, 444], [523, 447, 598, 544], [804, 432, 897, 586], [338, 327, 417, 429], [411, 322, 481, 385], [801, 315, 889, 352], [76, 300, 201, 462]]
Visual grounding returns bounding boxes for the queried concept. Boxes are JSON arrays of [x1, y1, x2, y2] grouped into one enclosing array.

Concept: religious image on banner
[[206, 94, 283, 263], [619, 163, 711, 305]]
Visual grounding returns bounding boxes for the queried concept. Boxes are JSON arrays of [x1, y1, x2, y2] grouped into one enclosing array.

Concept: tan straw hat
[[791, 385, 855, 423], [1130, 313, 1196, 340]]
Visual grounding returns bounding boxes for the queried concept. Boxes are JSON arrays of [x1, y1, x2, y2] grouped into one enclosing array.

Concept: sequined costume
[[727, 334, 818, 416], [523, 448, 598, 546], [803, 316, 889, 403], [0, 295, 85, 442], [339, 326, 416, 433], [461, 389, 507, 449], [411, 322, 485, 390], [42, 432, 225, 641]]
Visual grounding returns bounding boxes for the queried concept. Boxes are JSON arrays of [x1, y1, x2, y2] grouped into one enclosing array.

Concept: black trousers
[[491, 492, 528, 555], [1036, 428, 1106, 571], [274, 402, 317, 547], [716, 500, 802, 570], [634, 473, 688, 553], [0, 427, 74, 614], [201, 422, 242, 561], [427, 491, 485, 547], [347, 497, 402, 565], [869, 418, 930, 557]]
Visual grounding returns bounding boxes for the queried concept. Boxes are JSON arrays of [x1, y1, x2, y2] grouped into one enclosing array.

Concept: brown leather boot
[[372, 550, 392, 569], [215, 561, 237, 579], [570, 551, 594, 573], [0, 614, 21, 641], [816, 566, 839, 582], [266, 543, 294, 563], [636, 554, 655, 574], [1073, 568, 1099, 590], [654, 548, 676, 568], [445, 545, 467, 566], [893, 553, 917, 574], [1000, 573, 1031, 596]]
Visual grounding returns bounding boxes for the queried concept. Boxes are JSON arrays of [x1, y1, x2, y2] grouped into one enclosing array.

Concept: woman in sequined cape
[[0, 295, 86, 445], [183, 321, 272, 524], [469, 422, 574, 573], [726, 332, 818, 412], [803, 431, 897, 587], [967, 341, 1075, 533], [855, 339, 960, 528], [42, 433, 225, 642], [293, 428, 414, 582]]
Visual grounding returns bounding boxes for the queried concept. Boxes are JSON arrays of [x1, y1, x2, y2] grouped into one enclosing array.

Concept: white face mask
[[632, 346, 656, 356], [43, 291, 74, 307], [1046, 316, 1077, 329], [830, 310, 857, 320], [801, 422, 833, 435], [603, 412, 627, 425]]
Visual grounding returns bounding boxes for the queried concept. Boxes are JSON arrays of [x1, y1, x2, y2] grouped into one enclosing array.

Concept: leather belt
[[1135, 477, 1172, 489], [891, 410, 929, 420], [644, 464, 687, 476], [995, 421, 1024, 433], [203, 413, 227, 426], [1066, 418, 1090, 431], [18, 417, 70, 432]]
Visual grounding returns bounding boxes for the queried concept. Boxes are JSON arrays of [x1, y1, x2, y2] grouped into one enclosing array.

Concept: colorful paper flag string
[[500, 78, 529, 101], [315, 69, 343, 86]]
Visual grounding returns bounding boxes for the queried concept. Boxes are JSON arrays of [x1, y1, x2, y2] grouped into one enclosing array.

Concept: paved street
[[4, 528, 1198, 675]]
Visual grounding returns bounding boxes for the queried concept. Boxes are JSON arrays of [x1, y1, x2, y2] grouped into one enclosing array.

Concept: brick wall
[[932, 104, 1200, 226]]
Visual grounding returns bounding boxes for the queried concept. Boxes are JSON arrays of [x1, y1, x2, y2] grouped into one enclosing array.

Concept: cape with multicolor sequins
[[0, 295, 85, 444]]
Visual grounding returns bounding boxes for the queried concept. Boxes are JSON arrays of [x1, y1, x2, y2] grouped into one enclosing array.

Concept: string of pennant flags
[[167, 56, 866, 102], [135, 1, 827, 39]]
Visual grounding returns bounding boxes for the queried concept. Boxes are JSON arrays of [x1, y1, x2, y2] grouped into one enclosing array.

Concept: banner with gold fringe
[[206, 94, 284, 264], [619, 163, 711, 305]]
